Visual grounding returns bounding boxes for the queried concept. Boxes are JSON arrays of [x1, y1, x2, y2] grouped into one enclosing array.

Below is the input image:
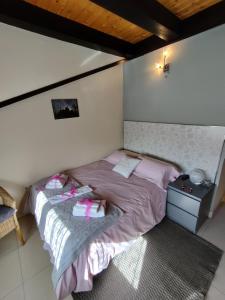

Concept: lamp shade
[[189, 169, 206, 185]]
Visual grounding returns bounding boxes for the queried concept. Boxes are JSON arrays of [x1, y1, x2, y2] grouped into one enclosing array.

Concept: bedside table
[[166, 176, 215, 233]]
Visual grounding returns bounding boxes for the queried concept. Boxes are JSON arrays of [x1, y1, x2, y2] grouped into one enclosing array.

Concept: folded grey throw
[[27, 176, 123, 289]]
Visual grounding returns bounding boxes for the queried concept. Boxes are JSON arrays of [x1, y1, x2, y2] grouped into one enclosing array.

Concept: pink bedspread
[[56, 160, 166, 299]]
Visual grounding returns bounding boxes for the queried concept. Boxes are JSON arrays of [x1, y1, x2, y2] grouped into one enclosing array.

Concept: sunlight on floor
[[112, 236, 147, 290], [186, 292, 201, 300]]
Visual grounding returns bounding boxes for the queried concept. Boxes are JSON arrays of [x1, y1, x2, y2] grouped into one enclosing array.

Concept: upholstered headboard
[[124, 121, 225, 182]]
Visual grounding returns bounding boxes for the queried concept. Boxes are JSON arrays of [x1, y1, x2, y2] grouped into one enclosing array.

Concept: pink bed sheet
[[56, 160, 167, 299]]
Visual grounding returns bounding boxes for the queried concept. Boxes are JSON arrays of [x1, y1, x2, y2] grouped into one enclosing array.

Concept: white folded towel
[[48, 185, 93, 204], [73, 199, 106, 219], [45, 173, 68, 189]]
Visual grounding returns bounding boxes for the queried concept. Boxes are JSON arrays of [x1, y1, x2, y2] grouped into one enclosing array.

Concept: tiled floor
[[0, 215, 72, 300], [0, 205, 225, 300]]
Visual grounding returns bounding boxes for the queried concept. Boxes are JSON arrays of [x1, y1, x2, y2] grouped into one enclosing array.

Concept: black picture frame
[[51, 99, 79, 120]]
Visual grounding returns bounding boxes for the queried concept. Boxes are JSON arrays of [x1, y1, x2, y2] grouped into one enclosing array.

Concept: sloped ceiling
[[0, 0, 224, 106], [0, 22, 121, 102]]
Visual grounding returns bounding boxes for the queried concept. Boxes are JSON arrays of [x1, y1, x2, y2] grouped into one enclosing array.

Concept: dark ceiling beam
[[0, 0, 134, 59], [0, 0, 223, 62], [91, 0, 181, 41], [182, 1, 225, 39], [132, 36, 167, 58], [132, 1, 225, 58], [0, 60, 124, 109]]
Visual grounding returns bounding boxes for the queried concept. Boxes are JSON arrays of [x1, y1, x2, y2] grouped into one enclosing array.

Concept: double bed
[[25, 158, 168, 299]]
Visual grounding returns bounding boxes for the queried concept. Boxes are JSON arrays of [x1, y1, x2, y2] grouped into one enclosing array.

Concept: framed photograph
[[51, 99, 79, 120]]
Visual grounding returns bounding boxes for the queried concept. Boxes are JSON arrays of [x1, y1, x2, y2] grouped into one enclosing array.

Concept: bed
[[25, 159, 167, 299]]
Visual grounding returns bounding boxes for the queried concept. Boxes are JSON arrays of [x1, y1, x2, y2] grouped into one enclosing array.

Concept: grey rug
[[72, 218, 223, 300]]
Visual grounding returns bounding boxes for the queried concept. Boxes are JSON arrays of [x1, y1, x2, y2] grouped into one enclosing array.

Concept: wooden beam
[[0, 60, 124, 109], [91, 0, 181, 41], [182, 1, 225, 39], [0, 0, 134, 59], [132, 1, 225, 58], [132, 36, 167, 58]]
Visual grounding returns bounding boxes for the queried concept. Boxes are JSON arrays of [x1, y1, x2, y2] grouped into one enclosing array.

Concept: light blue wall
[[124, 25, 225, 126]]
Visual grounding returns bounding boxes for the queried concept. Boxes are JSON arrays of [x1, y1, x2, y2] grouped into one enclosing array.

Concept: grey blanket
[[27, 177, 123, 289]]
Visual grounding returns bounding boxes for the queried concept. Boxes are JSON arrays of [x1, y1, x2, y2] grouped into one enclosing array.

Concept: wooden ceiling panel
[[24, 0, 152, 43], [157, 0, 223, 20]]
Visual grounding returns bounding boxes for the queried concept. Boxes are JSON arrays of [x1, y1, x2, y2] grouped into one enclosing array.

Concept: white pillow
[[113, 156, 141, 178]]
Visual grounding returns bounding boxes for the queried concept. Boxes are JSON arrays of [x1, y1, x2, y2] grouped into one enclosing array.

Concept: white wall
[[0, 65, 123, 207], [123, 24, 225, 213], [124, 25, 225, 126], [0, 22, 121, 102]]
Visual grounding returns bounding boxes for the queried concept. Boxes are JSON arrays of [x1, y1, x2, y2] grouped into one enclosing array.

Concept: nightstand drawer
[[167, 203, 198, 233], [167, 189, 200, 217]]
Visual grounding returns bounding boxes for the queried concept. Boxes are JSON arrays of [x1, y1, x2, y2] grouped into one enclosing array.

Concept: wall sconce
[[155, 49, 170, 77]]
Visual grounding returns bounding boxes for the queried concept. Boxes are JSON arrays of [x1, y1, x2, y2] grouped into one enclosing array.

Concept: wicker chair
[[0, 186, 25, 245]]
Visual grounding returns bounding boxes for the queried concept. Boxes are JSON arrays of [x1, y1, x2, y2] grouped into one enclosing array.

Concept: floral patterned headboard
[[124, 121, 225, 182]]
